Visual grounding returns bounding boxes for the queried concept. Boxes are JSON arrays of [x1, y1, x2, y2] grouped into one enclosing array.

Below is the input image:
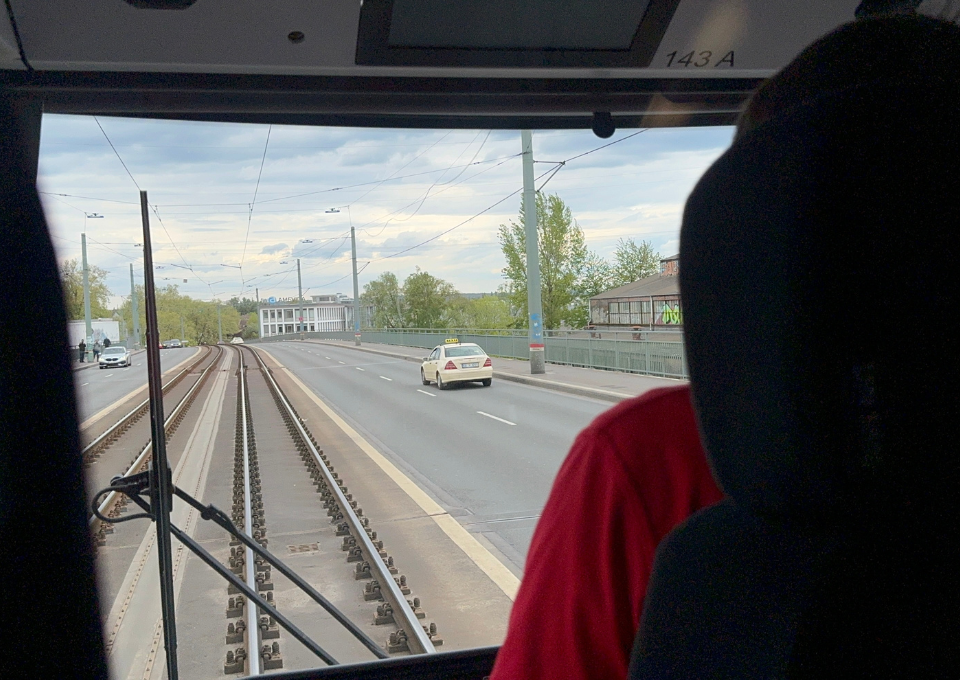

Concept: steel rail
[[81, 346, 212, 462], [237, 349, 262, 676], [244, 345, 436, 655], [89, 345, 223, 533]]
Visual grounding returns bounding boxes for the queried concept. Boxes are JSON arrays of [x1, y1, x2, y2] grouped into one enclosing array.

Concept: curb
[[302, 340, 632, 404]]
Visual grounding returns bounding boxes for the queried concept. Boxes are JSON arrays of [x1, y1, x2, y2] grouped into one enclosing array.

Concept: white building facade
[[259, 295, 347, 337]]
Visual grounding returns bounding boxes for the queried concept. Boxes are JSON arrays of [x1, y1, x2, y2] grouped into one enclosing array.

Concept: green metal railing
[[257, 328, 688, 379]]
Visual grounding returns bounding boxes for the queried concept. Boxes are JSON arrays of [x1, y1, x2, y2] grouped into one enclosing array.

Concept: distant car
[[99, 346, 131, 369], [163, 339, 182, 348], [420, 340, 492, 389]]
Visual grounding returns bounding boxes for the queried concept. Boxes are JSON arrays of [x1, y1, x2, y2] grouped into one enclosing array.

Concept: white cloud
[[39, 116, 731, 301]]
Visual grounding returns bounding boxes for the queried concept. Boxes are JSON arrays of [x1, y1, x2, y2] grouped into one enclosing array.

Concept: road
[[73, 347, 198, 422], [257, 341, 612, 572]]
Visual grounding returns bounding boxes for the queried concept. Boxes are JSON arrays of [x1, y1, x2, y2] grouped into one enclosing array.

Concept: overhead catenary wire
[[239, 125, 273, 277]]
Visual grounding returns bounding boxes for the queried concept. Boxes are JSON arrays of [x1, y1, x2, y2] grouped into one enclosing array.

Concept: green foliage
[[242, 312, 260, 339], [447, 295, 515, 329], [402, 268, 457, 329], [362, 272, 404, 328], [228, 296, 259, 315], [118, 284, 241, 345], [611, 238, 661, 287], [498, 192, 596, 329], [60, 258, 112, 319]]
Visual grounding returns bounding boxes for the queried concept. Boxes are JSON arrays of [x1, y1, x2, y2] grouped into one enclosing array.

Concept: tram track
[[223, 344, 441, 675], [88, 344, 223, 546]]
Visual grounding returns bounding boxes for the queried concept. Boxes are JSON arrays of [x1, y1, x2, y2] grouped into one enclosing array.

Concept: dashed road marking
[[338, 361, 345, 364], [417, 389, 436, 397], [324, 357, 330, 359], [356, 367, 365, 371], [261, 349, 520, 600], [477, 411, 516, 426], [81, 382, 89, 386], [380, 376, 392, 381]]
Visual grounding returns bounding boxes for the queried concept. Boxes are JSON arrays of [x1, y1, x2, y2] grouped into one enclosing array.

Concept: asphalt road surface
[[73, 347, 199, 423], [258, 341, 613, 573]]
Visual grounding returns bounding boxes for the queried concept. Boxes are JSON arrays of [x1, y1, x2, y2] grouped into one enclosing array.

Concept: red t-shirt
[[490, 385, 723, 680]]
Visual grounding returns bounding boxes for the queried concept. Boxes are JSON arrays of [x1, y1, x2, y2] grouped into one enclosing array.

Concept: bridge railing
[[256, 328, 688, 379]]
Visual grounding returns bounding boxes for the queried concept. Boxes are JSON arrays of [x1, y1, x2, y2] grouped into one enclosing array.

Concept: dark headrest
[[681, 18, 960, 524]]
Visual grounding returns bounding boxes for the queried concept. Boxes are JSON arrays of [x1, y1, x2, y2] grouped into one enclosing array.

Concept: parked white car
[[99, 346, 131, 369]]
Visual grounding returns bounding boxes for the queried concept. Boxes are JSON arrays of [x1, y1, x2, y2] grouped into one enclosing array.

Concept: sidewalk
[[302, 338, 685, 403]]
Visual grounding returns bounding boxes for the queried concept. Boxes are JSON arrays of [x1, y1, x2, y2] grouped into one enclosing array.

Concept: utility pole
[[351, 226, 361, 345], [521, 130, 545, 374], [82, 233, 93, 362], [130, 263, 141, 349], [297, 258, 304, 340], [180, 315, 185, 344], [217, 302, 223, 344]]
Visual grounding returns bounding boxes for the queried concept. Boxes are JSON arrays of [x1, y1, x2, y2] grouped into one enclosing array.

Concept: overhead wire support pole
[[297, 258, 304, 340], [139, 189, 180, 680], [521, 130, 545, 374], [82, 232, 93, 361], [351, 227, 361, 345], [130, 263, 141, 349]]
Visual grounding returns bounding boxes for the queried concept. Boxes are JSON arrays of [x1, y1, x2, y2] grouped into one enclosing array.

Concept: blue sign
[[268, 296, 276, 304]]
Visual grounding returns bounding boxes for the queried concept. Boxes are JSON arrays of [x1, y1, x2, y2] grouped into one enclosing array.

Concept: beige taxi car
[[420, 340, 492, 390]]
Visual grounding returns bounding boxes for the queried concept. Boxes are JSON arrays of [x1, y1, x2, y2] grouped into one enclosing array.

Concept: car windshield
[[445, 346, 485, 357], [103, 347, 125, 355]]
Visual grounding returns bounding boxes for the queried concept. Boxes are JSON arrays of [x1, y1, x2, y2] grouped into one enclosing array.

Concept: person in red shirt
[[489, 385, 723, 680]]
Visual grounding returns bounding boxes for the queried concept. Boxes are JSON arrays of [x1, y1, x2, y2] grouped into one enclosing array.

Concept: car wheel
[[99, 366, 104, 369], [437, 372, 447, 390], [481, 378, 492, 387], [421, 369, 430, 385]]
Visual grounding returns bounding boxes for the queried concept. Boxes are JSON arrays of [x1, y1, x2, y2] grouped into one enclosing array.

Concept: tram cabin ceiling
[[1, 1, 884, 128]]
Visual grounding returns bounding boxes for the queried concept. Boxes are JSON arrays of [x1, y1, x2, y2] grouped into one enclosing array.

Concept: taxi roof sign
[[444, 338, 459, 344]]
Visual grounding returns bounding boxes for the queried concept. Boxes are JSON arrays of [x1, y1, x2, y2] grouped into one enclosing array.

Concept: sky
[[37, 115, 735, 308]]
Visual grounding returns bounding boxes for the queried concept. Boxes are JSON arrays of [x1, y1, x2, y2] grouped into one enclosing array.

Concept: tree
[[611, 238, 661, 287], [242, 312, 260, 339], [228, 296, 259, 315], [570, 253, 615, 328], [499, 192, 594, 329], [60, 258, 111, 319], [362, 272, 405, 328], [403, 268, 457, 329]]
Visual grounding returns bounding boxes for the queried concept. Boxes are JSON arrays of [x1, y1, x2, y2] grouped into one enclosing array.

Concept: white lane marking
[[259, 348, 519, 600], [477, 411, 516, 426], [379, 376, 392, 381], [104, 372, 114, 378], [417, 389, 436, 397], [338, 361, 345, 364], [81, 382, 89, 386], [324, 357, 330, 359], [356, 367, 365, 371]]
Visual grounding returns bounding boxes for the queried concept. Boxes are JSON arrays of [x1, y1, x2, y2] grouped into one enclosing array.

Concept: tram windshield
[[6, 2, 951, 679]]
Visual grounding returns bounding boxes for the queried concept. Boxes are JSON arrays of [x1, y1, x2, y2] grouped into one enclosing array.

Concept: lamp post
[[82, 212, 104, 362]]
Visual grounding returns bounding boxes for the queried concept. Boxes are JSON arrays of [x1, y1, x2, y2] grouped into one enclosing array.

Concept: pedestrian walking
[[93, 341, 101, 361], [78, 340, 86, 362]]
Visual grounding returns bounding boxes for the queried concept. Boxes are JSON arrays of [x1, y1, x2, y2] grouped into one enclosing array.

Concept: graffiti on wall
[[658, 304, 683, 325]]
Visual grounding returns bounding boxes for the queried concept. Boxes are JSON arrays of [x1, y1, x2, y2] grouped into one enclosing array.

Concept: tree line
[[362, 192, 660, 330], [59, 259, 256, 344]]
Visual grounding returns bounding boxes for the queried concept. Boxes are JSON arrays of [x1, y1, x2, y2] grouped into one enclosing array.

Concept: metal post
[[297, 258, 304, 340], [130, 263, 141, 349], [521, 130, 545, 374], [217, 302, 223, 344], [351, 227, 361, 345], [82, 233, 93, 362], [139, 190, 179, 680], [180, 315, 185, 344]]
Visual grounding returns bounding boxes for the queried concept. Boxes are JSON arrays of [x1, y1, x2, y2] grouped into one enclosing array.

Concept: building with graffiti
[[589, 254, 683, 330]]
